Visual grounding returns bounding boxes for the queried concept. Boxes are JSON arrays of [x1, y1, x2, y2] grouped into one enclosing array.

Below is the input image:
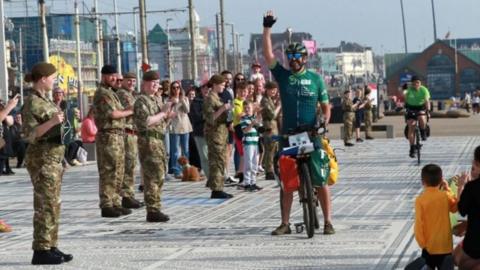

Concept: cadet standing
[[116, 72, 143, 208], [21, 62, 73, 265], [261, 81, 281, 180], [363, 87, 374, 140], [134, 71, 172, 222], [93, 65, 133, 218], [342, 89, 356, 147], [203, 75, 233, 199]]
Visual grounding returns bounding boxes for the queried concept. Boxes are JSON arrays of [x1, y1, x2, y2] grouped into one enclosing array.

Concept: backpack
[[321, 137, 339, 186]]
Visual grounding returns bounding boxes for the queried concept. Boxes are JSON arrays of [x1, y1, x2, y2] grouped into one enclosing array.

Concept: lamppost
[[133, 7, 140, 88], [430, 0, 438, 41], [166, 18, 173, 80], [226, 23, 235, 72], [400, 0, 408, 53]]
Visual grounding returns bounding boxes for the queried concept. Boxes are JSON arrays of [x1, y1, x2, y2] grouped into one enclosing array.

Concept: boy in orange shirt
[[414, 164, 464, 269]]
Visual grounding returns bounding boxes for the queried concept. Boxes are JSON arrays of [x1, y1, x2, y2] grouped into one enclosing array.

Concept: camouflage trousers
[[25, 144, 65, 251], [263, 133, 278, 173], [137, 137, 166, 212], [96, 133, 125, 209], [206, 130, 227, 192], [121, 134, 138, 199], [364, 110, 373, 137], [343, 112, 355, 143]]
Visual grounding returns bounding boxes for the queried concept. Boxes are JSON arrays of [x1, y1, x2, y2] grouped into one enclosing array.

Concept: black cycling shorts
[[405, 105, 426, 121]]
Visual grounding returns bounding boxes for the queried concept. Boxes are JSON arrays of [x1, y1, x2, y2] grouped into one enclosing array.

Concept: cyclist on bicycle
[[262, 10, 335, 235], [404, 76, 431, 158]]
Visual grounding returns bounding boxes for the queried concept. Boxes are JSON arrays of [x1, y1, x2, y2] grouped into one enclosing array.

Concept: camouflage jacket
[[203, 91, 228, 128], [203, 91, 228, 139], [116, 88, 136, 131], [260, 96, 278, 134], [342, 98, 355, 112], [133, 94, 167, 134], [21, 90, 63, 144], [363, 97, 373, 111], [93, 83, 125, 131]]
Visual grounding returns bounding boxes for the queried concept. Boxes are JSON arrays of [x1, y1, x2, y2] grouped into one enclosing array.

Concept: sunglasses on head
[[287, 53, 303, 60]]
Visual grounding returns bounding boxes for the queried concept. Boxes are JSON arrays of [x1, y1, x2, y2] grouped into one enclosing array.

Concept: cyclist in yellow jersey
[[404, 76, 431, 158]]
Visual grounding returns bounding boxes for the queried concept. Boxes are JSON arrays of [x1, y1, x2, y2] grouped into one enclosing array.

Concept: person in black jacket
[[11, 114, 26, 168], [189, 84, 210, 178], [456, 145, 480, 268]]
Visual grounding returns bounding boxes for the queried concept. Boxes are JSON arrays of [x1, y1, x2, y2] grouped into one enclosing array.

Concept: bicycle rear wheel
[[299, 161, 316, 238], [415, 126, 421, 165]]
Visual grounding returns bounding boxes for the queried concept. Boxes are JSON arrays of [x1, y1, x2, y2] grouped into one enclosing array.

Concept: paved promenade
[[0, 135, 478, 269]]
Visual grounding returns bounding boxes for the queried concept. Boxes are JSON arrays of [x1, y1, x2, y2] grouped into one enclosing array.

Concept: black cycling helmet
[[285, 42, 307, 55], [411, 75, 421, 82]]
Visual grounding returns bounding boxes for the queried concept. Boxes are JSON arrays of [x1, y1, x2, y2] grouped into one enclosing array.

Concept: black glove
[[263, 14, 277, 28]]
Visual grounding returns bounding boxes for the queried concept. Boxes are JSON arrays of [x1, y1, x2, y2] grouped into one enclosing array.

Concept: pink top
[[81, 117, 97, 143]]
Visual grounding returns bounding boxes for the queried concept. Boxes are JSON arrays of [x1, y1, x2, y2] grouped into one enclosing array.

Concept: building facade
[[385, 40, 480, 100]]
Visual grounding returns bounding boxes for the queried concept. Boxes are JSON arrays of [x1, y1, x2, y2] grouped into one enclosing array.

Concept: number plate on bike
[[288, 132, 311, 147]]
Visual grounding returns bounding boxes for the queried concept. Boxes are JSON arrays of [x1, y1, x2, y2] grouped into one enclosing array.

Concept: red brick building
[[385, 40, 480, 100]]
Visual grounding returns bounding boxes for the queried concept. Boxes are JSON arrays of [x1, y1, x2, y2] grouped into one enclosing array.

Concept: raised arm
[[262, 11, 277, 67]]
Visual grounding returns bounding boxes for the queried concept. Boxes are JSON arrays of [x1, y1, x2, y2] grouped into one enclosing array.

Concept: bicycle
[[274, 124, 327, 238], [404, 109, 429, 165]]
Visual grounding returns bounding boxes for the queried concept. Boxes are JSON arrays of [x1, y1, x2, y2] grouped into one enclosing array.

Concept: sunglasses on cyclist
[[287, 53, 303, 60]]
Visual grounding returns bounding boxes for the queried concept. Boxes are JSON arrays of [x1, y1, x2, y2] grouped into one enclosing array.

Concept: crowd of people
[[341, 85, 375, 147]]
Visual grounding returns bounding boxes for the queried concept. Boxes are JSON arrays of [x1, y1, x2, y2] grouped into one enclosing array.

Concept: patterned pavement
[[0, 136, 477, 269]]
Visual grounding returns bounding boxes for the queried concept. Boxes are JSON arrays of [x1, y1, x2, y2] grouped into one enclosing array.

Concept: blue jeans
[[168, 133, 189, 176]]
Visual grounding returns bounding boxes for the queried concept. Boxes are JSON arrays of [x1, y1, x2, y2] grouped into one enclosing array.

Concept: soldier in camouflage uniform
[[21, 62, 73, 265], [93, 65, 133, 218], [134, 71, 173, 222], [261, 81, 281, 180], [363, 87, 374, 140], [203, 75, 234, 199], [116, 72, 143, 208], [342, 90, 356, 147]]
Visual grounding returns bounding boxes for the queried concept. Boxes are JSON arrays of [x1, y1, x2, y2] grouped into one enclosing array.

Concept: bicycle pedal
[[294, 222, 304, 233]]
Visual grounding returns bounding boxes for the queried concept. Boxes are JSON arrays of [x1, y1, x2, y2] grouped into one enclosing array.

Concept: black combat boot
[[31, 250, 63, 265], [114, 207, 132, 215], [101, 207, 122, 218], [265, 172, 275, 180], [50, 247, 73, 262], [122, 197, 142, 209], [210, 191, 233, 199], [146, 211, 170, 222]]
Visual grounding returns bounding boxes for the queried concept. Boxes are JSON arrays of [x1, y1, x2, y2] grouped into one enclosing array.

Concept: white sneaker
[[224, 176, 238, 184], [258, 166, 265, 173]]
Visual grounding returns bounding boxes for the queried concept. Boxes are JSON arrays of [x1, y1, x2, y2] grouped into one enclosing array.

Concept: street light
[[226, 23, 235, 72], [166, 18, 173, 80]]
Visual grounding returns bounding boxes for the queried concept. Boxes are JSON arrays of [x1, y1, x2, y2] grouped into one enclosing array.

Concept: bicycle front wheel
[[299, 161, 316, 238], [415, 127, 421, 165]]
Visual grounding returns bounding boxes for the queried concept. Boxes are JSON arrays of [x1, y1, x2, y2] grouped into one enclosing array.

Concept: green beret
[[209, 74, 225, 85], [24, 62, 56, 83], [142, 71, 160, 81], [123, 72, 137, 79]]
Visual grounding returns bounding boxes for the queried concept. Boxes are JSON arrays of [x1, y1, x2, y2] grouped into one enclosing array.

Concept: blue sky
[[5, 0, 480, 55]]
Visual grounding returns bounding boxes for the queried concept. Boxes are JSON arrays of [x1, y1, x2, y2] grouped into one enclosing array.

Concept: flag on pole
[[302, 40, 317, 55], [445, 31, 451, 39]]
